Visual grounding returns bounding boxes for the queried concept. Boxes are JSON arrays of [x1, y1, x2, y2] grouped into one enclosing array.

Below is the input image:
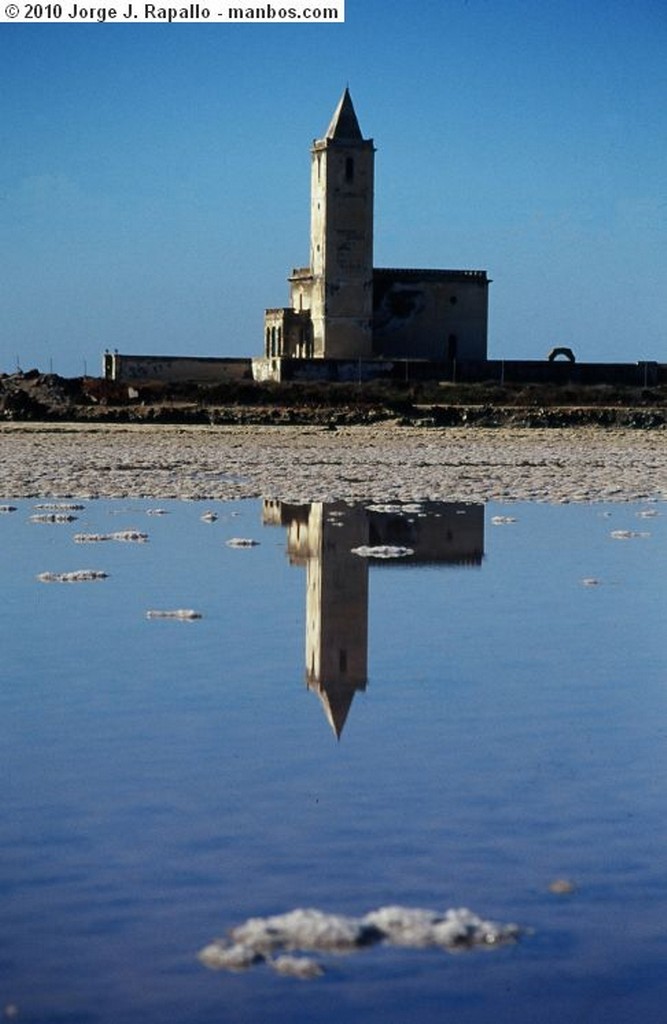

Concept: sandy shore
[[1, 422, 665, 504]]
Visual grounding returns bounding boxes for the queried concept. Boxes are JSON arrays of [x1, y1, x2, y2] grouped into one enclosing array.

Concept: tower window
[[345, 157, 354, 183]]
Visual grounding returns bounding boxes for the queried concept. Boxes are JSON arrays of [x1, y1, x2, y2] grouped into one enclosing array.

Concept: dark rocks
[[0, 372, 665, 428]]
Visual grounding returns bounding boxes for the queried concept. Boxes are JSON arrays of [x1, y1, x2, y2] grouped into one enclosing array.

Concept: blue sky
[[1, 0, 665, 376]]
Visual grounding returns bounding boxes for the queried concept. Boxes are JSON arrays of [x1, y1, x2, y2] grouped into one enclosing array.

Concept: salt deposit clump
[[146, 609, 202, 620], [365, 504, 404, 513], [230, 908, 373, 953], [74, 530, 149, 543], [199, 904, 523, 980], [226, 537, 260, 548], [271, 955, 324, 979], [362, 905, 520, 949], [30, 512, 78, 524], [199, 943, 262, 972], [34, 503, 85, 511], [37, 570, 109, 583], [351, 545, 414, 559]]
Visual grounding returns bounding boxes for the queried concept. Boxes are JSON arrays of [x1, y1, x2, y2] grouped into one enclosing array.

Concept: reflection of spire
[[310, 677, 357, 740]]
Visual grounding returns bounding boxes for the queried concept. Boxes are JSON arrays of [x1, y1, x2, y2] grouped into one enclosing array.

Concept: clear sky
[[1, 0, 665, 377]]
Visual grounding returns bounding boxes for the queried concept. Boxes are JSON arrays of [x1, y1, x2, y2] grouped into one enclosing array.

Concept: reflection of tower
[[303, 503, 369, 738], [263, 500, 369, 738], [262, 499, 485, 740]]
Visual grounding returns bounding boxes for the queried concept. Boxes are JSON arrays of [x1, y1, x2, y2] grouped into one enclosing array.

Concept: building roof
[[325, 87, 364, 141], [374, 267, 488, 282]]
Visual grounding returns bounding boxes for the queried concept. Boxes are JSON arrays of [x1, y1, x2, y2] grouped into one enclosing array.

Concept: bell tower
[[309, 89, 374, 359]]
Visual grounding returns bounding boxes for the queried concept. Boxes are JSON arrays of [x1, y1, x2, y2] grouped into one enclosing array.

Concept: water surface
[[2, 497, 665, 1023]]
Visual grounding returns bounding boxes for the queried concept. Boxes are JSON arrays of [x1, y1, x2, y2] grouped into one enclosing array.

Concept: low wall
[[252, 357, 397, 383], [252, 356, 662, 387], [105, 354, 253, 383], [456, 360, 661, 387]]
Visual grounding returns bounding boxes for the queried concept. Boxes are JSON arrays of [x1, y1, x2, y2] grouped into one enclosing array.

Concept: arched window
[[345, 157, 354, 183]]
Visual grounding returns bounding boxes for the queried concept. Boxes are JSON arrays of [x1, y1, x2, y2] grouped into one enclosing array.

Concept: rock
[[548, 879, 577, 895]]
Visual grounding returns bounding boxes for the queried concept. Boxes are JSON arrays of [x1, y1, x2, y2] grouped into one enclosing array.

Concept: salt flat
[[0, 422, 664, 504]]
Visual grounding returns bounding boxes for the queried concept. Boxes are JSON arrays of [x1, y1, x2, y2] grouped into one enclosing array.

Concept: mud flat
[[0, 422, 664, 504]]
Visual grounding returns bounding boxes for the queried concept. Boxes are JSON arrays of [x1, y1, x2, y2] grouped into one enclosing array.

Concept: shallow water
[[1, 497, 665, 1023]]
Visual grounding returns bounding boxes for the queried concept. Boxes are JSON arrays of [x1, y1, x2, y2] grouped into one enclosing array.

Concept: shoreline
[[1, 422, 665, 505]]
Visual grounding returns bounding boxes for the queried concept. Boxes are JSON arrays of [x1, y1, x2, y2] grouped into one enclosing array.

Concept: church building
[[257, 89, 489, 379]]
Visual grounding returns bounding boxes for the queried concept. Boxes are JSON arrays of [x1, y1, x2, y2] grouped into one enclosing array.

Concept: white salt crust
[[145, 609, 202, 620], [351, 545, 414, 558], [1, 424, 663, 505], [37, 570, 109, 583], [74, 530, 149, 543], [199, 905, 523, 980]]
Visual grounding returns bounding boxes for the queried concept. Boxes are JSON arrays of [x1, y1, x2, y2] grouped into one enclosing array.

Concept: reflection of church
[[262, 500, 484, 739]]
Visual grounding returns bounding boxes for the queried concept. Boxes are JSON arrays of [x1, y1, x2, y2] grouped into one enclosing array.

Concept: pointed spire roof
[[319, 685, 356, 740], [324, 88, 364, 141]]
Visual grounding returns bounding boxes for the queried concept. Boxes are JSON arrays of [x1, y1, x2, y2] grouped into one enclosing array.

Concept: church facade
[[257, 89, 489, 379]]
